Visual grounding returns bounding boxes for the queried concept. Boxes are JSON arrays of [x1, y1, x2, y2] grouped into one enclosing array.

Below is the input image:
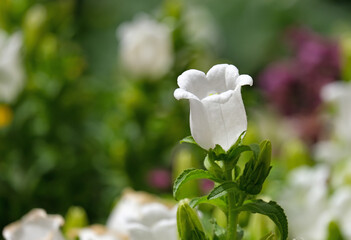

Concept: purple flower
[[260, 27, 341, 116], [147, 168, 172, 190]]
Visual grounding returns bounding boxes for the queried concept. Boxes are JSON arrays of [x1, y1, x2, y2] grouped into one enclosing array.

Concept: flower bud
[[177, 199, 207, 240], [238, 140, 272, 195]]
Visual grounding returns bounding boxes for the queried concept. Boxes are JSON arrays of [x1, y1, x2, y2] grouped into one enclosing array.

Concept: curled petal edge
[[174, 88, 200, 101]]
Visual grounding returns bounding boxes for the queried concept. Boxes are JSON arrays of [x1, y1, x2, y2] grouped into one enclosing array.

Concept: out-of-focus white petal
[[152, 218, 177, 240], [127, 223, 153, 240], [2, 209, 65, 240]]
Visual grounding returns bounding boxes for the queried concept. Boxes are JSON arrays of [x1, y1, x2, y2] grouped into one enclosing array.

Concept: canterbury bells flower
[[174, 64, 253, 151]]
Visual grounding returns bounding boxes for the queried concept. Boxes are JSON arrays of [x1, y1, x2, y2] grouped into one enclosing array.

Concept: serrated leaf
[[173, 169, 222, 200], [189, 196, 227, 213], [234, 200, 288, 240], [207, 182, 240, 200], [180, 136, 198, 146]]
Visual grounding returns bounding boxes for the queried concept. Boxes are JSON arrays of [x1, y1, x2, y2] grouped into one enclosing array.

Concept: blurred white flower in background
[[183, 5, 219, 47], [315, 81, 351, 163], [174, 64, 253, 151], [107, 189, 177, 240], [0, 30, 24, 103], [2, 209, 65, 240], [79, 225, 126, 240], [278, 165, 332, 240], [329, 187, 351, 239], [117, 14, 173, 79]]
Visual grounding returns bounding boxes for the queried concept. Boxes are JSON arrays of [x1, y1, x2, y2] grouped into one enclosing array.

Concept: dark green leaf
[[227, 131, 247, 153], [208, 182, 240, 200], [234, 200, 288, 240], [173, 169, 222, 200]]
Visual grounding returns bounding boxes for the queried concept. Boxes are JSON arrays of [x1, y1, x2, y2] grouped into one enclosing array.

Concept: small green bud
[[177, 199, 207, 240], [238, 140, 272, 195], [63, 206, 88, 237]]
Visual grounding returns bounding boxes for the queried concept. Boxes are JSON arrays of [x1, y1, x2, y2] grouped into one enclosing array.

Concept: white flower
[[278, 165, 332, 240], [321, 81, 351, 143], [329, 187, 351, 238], [117, 14, 173, 79], [174, 64, 253, 151], [2, 209, 65, 240], [106, 189, 177, 240], [79, 225, 126, 240], [0, 30, 24, 103]]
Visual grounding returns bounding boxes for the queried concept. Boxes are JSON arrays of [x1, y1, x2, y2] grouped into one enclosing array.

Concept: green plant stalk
[[225, 162, 238, 240]]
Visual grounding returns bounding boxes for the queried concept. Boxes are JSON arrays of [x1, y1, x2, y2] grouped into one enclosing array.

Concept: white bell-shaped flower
[[174, 64, 253, 151], [2, 209, 65, 240]]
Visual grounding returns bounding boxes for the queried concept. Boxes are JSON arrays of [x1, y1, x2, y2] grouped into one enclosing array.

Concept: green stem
[[227, 191, 238, 240], [224, 163, 238, 240]]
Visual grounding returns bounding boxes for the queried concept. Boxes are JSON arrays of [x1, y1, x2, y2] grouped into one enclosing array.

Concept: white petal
[[206, 64, 235, 93], [189, 99, 215, 150], [190, 87, 247, 151], [201, 90, 234, 104], [173, 88, 199, 101], [139, 203, 173, 227], [236, 74, 253, 87], [177, 69, 208, 99], [152, 219, 177, 240], [127, 223, 153, 240]]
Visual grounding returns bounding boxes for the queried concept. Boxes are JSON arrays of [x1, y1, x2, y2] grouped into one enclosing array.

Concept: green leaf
[[189, 196, 227, 214], [260, 232, 276, 240], [327, 221, 345, 240], [207, 182, 240, 200], [204, 155, 223, 179], [234, 200, 288, 240], [180, 136, 198, 146], [173, 169, 222, 200]]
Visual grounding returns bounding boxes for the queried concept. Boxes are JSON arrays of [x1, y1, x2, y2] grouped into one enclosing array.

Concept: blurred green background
[[1, 0, 351, 236]]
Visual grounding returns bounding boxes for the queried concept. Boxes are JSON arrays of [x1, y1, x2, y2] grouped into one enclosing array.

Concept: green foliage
[[173, 169, 223, 200], [177, 199, 208, 240], [238, 140, 272, 195], [327, 221, 345, 240], [207, 182, 240, 200], [234, 200, 288, 240]]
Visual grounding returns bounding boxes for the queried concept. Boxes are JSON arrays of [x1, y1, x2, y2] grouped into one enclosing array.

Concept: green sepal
[[238, 140, 272, 195], [234, 199, 288, 240], [180, 136, 199, 146], [189, 196, 227, 214], [173, 169, 223, 200], [177, 199, 208, 240], [207, 182, 241, 200], [204, 154, 223, 179]]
